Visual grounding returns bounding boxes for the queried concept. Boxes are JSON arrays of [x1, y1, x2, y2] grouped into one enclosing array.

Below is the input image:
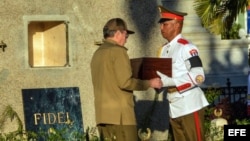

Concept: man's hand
[[149, 77, 162, 89], [156, 71, 175, 87]]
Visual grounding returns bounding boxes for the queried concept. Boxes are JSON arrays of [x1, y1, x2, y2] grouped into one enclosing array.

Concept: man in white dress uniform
[[156, 5, 209, 141]]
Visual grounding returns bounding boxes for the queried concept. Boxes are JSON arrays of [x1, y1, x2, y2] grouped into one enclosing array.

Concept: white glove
[[156, 71, 175, 87]]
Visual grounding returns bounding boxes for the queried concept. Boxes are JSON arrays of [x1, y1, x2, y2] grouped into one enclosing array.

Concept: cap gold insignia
[[158, 7, 162, 13]]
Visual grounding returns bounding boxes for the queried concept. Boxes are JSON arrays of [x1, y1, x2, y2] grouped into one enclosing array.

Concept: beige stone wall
[[0, 0, 165, 132]]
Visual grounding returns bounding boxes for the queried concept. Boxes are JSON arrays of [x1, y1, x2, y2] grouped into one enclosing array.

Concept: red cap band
[[161, 13, 184, 20]]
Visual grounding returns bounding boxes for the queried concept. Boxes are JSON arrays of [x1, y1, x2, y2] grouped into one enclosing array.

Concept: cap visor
[[158, 18, 173, 23], [127, 30, 135, 34]]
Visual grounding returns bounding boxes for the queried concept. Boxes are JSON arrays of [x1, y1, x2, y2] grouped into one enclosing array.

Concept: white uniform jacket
[[158, 34, 209, 118]]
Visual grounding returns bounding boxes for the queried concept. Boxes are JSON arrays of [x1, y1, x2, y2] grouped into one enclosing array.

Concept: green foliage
[[203, 87, 250, 141], [0, 105, 25, 141], [203, 87, 222, 141], [204, 87, 221, 104], [193, 0, 248, 39], [235, 118, 250, 125], [221, 23, 241, 39], [0, 128, 99, 141], [208, 125, 224, 141], [0, 105, 23, 132]]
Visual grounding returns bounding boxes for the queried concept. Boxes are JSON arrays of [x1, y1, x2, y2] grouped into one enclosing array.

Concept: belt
[[167, 87, 178, 93]]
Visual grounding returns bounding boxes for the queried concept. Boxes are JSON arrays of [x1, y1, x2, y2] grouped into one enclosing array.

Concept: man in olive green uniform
[[91, 18, 163, 141]]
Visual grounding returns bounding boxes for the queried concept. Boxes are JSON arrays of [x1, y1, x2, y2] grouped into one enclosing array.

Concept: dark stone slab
[[22, 87, 83, 140]]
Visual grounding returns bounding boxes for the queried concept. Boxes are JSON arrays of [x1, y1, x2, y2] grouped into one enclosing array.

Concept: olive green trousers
[[170, 108, 206, 141], [97, 124, 138, 141]]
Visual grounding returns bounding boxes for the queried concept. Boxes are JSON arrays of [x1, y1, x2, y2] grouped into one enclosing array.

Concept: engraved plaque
[[22, 87, 84, 140], [130, 57, 172, 80]]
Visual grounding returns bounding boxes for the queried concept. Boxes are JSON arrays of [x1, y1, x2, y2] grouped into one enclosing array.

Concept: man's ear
[[113, 30, 119, 37], [112, 30, 121, 42]]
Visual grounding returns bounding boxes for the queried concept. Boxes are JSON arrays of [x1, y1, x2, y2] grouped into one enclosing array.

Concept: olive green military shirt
[[91, 39, 150, 125]]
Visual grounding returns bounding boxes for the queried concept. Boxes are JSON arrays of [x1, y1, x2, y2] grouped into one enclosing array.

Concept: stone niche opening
[[24, 15, 70, 68]]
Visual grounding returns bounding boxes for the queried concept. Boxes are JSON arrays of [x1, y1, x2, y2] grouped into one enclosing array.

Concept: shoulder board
[[177, 38, 189, 45]]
